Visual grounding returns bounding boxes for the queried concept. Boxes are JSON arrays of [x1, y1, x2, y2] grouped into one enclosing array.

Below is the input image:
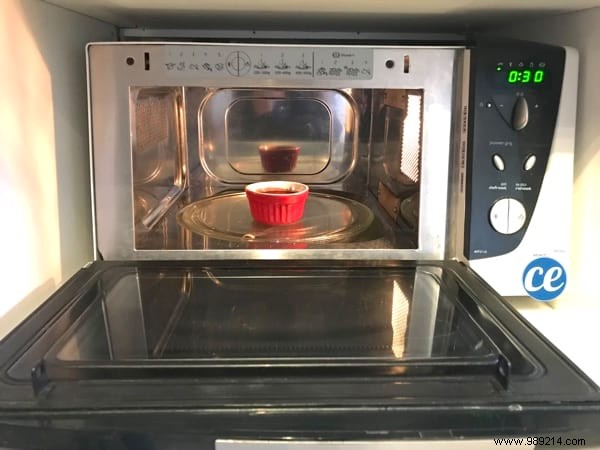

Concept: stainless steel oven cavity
[[88, 44, 457, 260]]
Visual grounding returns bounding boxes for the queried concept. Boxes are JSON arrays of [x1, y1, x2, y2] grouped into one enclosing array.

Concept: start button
[[489, 198, 527, 234]]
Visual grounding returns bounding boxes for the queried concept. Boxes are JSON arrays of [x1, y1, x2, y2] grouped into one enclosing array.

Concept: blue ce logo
[[522, 257, 567, 301]]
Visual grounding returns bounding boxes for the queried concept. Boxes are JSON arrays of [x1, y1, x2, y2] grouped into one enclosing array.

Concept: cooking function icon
[[226, 51, 251, 76], [254, 56, 270, 70], [296, 57, 311, 71], [275, 56, 290, 70]]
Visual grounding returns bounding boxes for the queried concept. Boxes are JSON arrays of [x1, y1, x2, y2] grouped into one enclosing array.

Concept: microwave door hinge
[[378, 181, 419, 230], [377, 181, 401, 222]]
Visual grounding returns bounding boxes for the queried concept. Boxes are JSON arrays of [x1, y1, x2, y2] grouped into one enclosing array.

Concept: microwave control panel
[[162, 45, 374, 80], [464, 41, 566, 259]]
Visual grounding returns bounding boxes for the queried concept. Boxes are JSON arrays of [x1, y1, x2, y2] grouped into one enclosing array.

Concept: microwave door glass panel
[[46, 267, 495, 364]]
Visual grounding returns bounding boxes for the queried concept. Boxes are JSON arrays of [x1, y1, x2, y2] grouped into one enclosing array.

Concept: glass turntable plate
[[177, 192, 374, 243]]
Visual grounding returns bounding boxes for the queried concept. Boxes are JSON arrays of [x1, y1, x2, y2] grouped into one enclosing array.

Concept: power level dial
[[512, 96, 529, 130]]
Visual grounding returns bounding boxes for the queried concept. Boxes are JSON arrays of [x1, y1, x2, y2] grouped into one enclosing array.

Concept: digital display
[[506, 69, 545, 84]]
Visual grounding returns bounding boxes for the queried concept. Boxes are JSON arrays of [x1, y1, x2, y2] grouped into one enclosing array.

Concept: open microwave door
[[1, 261, 599, 446]]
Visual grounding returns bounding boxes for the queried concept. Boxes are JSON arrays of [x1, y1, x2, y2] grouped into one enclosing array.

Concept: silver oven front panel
[[88, 43, 463, 260]]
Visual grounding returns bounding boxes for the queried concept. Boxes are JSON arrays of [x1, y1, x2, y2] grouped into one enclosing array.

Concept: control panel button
[[489, 199, 510, 234], [523, 154, 537, 171], [507, 199, 527, 234], [512, 96, 529, 131], [489, 198, 527, 235], [492, 154, 505, 171]]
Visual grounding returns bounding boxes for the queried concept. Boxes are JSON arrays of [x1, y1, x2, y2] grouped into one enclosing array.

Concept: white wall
[[493, 8, 600, 309], [0, 0, 115, 339]]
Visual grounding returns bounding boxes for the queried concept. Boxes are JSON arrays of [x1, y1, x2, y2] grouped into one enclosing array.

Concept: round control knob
[[489, 198, 527, 235], [512, 96, 529, 131]]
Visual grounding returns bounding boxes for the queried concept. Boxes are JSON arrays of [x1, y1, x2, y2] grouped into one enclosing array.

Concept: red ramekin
[[258, 145, 300, 173], [245, 181, 309, 225]]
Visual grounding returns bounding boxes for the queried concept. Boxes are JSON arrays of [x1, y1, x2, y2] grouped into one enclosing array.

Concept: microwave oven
[[87, 39, 575, 297], [0, 37, 598, 449]]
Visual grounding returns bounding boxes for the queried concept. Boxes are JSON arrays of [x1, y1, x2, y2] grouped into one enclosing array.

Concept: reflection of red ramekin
[[245, 181, 309, 225], [258, 145, 300, 173]]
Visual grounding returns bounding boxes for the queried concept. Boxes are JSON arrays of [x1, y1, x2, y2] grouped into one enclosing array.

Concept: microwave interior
[[133, 86, 424, 251]]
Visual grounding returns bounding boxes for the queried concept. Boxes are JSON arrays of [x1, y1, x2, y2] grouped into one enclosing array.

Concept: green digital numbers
[[505, 68, 545, 84]]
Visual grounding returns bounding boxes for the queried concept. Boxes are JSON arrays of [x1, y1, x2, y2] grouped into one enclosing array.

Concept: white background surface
[[0, 0, 114, 337], [40, 0, 600, 30]]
